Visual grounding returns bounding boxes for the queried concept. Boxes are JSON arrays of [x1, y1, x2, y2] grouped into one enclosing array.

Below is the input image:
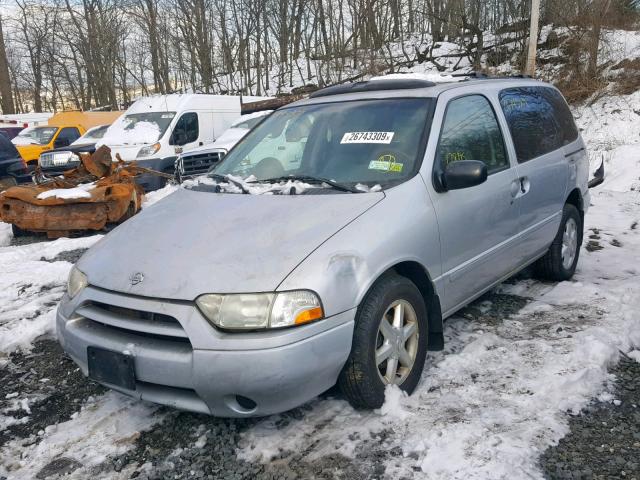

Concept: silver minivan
[[57, 77, 590, 416]]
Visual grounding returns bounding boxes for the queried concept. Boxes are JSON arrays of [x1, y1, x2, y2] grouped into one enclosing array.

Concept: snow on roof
[[231, 110, 272, 127], [126, 94, 242, 114], [370, 72, 464, 83]]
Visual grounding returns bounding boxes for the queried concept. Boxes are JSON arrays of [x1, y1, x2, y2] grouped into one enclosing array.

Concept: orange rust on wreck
[[0, 146, 170, 238]]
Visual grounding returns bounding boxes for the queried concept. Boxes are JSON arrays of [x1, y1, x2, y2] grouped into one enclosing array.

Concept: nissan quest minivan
[[57, 77, 591, 416]]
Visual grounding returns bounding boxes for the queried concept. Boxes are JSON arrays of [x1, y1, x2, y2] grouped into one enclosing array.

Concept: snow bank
[[142, 183, 179, 207], [0, 235, 102, 353], [36, 183, 95, 201], [0, 392, 162, 479], [0, 222, 11, 247]]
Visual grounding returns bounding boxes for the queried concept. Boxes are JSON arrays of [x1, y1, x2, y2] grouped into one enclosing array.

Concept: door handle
[[510, 179, 520, 198], [510, 177, 530, 199]]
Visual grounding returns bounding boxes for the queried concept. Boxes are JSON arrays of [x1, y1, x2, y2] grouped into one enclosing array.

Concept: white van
[[98, 94, 269, 191]]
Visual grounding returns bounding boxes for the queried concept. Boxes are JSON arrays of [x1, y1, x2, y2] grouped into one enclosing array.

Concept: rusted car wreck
[[0, 146, 169, 238]]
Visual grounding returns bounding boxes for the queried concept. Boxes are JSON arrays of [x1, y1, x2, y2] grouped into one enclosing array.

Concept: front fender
[[276, 177, 442, 317]]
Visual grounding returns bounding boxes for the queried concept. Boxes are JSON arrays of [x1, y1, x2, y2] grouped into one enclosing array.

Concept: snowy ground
[[0, 93, 639, 479]]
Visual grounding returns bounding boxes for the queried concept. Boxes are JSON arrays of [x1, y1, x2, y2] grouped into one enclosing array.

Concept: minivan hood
[[78, 187, 384, 300]]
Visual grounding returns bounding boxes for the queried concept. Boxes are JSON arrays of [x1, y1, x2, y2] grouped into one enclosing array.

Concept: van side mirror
[[442, 160, 488, 190]]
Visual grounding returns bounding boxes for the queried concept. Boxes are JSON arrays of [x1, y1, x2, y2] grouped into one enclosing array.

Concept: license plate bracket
[[87, 346, 136, 390]]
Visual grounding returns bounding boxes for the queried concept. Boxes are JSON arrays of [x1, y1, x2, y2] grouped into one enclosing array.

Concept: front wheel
[[339, 273, 428, 409], [534, 203, 583, 281]]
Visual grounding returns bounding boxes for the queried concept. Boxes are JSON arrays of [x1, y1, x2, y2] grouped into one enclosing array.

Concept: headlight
[[137, 142, 161, 159], [67, 266, 88, 299], [196, 290, 323, 330]]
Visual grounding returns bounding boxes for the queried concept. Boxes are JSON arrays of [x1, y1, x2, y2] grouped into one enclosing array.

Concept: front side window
[[213, 98, 432, 188], [56, 127, 81, 146], [436, 95, 508, 174], [12, 126, 58, 146], [499, 87, 571, 162], [171, 112, 199, 145]]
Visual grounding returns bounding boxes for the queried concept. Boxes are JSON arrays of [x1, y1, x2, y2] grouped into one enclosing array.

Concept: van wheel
[[534, 204, 582, 281], [339, 273, 428, 409]]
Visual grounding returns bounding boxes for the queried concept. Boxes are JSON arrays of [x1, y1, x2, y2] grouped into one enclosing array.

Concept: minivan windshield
[[212, 98, 432, 189], [12, 126, 58, 146]]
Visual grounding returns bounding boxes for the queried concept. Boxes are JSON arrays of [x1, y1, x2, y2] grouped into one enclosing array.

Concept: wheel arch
[[372, 261, 444, 351], [566, 187, 584, 221]]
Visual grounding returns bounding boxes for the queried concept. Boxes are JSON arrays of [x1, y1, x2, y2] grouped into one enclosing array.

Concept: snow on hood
[[77, 187, 384, 299], [36, 183, 95, 200], [100, 121, 160, 146], [11, 136, 38, 146]]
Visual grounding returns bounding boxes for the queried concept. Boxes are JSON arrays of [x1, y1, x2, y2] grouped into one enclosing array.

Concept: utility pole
[[525, 0, 541, 77]]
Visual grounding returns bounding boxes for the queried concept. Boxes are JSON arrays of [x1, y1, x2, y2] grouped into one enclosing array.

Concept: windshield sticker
[[341, 131, 394, 144], [369, 160, 403, 173]]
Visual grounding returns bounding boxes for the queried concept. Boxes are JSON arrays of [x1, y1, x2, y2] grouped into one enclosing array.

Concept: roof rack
[[309, 78, 436, 98], [451, 71, 533, 80]]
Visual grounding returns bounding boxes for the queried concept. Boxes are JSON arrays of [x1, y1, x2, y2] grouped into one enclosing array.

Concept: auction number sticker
[[340, 131, 394, 144]]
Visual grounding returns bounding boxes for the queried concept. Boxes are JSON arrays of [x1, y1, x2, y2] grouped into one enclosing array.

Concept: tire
[[534, 203, 582, 281], [338, 272, 429, 409]]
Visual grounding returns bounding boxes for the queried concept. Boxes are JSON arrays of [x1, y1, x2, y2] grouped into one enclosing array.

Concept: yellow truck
[[12, 111, 122, 166]]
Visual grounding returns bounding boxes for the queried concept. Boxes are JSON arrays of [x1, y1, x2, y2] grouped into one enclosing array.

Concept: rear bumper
[[57, 286, 355, 417]]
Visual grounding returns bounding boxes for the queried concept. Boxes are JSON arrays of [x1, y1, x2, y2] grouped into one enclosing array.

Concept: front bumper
[[57, 286, 354, 417]]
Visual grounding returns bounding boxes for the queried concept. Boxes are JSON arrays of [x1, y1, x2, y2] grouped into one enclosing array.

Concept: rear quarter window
[[499, 87, 578, 163]]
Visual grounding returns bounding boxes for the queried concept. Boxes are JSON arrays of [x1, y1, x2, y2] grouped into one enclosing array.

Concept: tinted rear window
[[499, 87, 578, 163]]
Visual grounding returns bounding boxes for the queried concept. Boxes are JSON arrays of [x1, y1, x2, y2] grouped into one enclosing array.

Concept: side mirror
[[54, 137, 70, 148], [442, 160, 488, 190]]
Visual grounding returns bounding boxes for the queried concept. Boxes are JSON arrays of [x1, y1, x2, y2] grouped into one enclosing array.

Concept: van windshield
[[12, 126, 58, 146], [212, 98, 432, 189], [102, 112, 175, 145]]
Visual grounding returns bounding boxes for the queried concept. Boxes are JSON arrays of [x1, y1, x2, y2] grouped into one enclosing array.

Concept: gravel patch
[[541, 356, 640, 480], [0, 339, 106, 446], [40, 248, 88, 264]]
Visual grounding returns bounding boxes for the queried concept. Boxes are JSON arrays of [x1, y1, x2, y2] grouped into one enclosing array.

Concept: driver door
[[429, 93, 522, 314], [170, 112, 200, 154]]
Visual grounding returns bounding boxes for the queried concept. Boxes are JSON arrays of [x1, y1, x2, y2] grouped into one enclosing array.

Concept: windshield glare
[[15, 126, 58, 145], [75, 125, 109, 144], [212, 99, 431, 188]]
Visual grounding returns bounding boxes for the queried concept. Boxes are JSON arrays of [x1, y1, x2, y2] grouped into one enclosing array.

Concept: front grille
[[39, 152, 80, 169], [179, 151, 224, 177], [77, 301, 191, 346]]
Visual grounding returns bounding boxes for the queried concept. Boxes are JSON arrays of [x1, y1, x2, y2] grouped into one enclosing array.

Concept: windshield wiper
[[209, 173, 249, 194], [259, 175, 360, 193]]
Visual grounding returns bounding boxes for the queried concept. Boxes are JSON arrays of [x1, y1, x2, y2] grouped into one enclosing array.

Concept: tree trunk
[[0, 15, 14, 114]]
